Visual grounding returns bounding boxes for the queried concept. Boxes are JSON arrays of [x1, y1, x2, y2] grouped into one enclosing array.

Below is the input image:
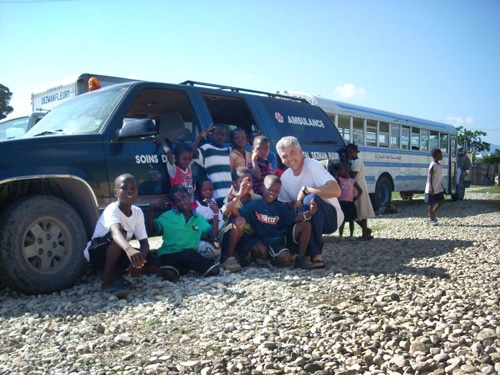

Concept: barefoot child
[[85, 174, 159, 298]]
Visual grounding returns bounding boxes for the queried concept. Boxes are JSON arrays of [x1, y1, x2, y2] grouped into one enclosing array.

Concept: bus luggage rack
[[180, 80, 308, 103]]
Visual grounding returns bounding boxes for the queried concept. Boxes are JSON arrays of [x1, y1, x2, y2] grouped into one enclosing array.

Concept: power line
[[0, 0, 80, 3]]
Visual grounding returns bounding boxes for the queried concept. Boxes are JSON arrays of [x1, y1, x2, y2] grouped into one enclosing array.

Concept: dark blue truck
[[0, 80, 346, 294]]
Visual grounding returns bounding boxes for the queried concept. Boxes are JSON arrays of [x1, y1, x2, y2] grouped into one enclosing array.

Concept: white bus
[[280, 91, 471, 210]]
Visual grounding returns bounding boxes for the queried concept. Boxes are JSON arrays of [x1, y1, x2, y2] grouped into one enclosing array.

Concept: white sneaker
[[431, 220, 438, 226]]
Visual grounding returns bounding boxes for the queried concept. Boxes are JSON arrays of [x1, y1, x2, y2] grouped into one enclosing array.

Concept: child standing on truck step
[[84, 174, 159, 299], [248, 135, 275, 196], [425, 148, 445, 226], [155, 137, 196, 209], [192, 124, 232, 207], [229, 128, 252, 172]]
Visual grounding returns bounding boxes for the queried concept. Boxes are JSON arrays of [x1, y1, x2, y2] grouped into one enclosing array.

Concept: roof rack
[[180, 80, 308, 103]]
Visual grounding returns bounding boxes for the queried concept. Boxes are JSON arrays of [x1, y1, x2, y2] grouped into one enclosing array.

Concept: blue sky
[[1, 0, 499, 147]]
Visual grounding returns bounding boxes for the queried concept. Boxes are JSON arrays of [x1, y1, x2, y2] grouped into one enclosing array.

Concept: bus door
[[448, 135, 458, 194]]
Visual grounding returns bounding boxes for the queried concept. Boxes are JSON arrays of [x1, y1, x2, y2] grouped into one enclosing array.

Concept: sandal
[[101, 287, 129, 299], [223, 257, 242, 272], [312, 259, 326, 269], [294, 256, 315, 269]]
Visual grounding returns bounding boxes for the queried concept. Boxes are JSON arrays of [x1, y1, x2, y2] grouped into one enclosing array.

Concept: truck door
[[102, 87, 199, 209]]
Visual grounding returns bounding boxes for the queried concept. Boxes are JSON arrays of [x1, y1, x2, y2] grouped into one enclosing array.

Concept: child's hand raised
[[252, 147, 261, 161], [200, 124, 216, 138], [238, 177, 252, 196]]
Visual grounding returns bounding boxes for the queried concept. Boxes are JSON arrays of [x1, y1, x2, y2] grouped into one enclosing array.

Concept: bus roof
[[279, 91, 457, 134]]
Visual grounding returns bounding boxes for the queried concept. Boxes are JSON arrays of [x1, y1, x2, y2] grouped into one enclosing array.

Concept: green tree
[[481, 149, 500, 164], [456, 126, 490, 156], [0, 84, 14, 120]]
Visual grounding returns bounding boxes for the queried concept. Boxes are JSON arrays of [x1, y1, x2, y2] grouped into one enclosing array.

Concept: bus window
[[420, 129, 429, 151], [440, 133, 448, 153], [337, 114, 351, 143], [411, 127, 420, 150], [353, 117, 364, 145], [429, 130, 439, 150], [390, 123, 400, 148], [401, 126, 410, 150], [379, 121, 389, 147], [450, 135, 457, 157], [366, 119, 377, 146]]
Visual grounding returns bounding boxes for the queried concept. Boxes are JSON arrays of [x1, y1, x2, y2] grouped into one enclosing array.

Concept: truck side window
[[201, 93, 256, 143], [124, 88, 197, 141]]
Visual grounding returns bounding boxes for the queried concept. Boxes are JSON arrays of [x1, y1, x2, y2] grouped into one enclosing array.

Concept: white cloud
[[445, 115, 475, 126], [333, 83, 366, 99]]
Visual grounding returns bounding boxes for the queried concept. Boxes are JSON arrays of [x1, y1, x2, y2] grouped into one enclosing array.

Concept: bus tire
[[0, 195, 87, 294], [452, 177, 466, 201], [371, 176, 392, 211]]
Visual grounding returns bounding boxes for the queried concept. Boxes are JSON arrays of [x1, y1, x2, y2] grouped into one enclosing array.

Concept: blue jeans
[[303, 194, 338, 257]]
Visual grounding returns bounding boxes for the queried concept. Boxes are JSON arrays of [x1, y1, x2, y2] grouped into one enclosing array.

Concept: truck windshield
[[25, 85, 129, 137]]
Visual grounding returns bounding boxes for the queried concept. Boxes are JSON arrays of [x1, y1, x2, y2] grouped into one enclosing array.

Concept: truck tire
[[0, 195, 87, 294], [370, 175, 392, 211]]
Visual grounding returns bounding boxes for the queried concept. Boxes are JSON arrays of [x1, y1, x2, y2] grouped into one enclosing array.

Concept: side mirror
[[117, 118, 156, 138]]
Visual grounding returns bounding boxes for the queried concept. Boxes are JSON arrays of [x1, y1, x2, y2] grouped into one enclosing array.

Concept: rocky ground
[[0, 188, 499, 375]]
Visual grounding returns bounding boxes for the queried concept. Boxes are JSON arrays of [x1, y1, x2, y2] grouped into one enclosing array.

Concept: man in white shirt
[[276, 136, 344, 268]]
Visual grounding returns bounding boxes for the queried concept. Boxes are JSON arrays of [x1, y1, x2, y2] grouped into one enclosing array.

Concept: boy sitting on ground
[[232, 175, 317, 269], [84, 173, 159, 299], [152, 184, 220, 282], [220, 167, 262, 272]]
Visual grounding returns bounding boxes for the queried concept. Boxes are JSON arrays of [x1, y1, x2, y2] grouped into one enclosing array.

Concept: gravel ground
[[0, 188, 499, 375]]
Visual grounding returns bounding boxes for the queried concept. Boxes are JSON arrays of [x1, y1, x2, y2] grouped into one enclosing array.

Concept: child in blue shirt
[[234, 175, 317, 269]]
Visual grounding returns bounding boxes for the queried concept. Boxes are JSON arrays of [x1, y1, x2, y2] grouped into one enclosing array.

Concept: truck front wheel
[[0, 195, 87, 294]]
